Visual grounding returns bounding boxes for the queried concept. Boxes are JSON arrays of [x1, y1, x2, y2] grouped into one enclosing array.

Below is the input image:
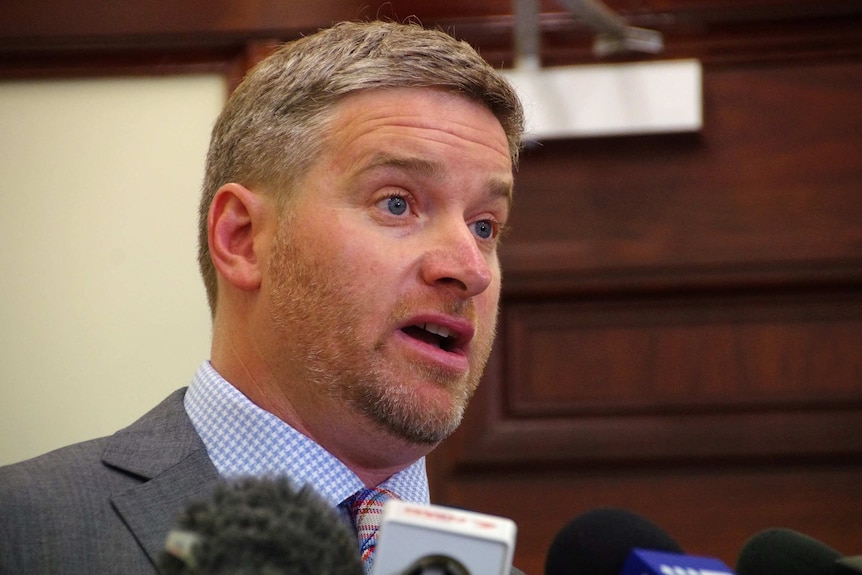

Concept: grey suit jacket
[[0, 389, 219, 574], [0, 389, 529, 575]]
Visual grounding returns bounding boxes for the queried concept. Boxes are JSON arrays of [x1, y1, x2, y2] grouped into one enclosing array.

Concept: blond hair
[[198, 20, 524, 316]]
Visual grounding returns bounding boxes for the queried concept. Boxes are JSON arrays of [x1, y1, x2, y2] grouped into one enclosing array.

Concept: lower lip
[[394, 330, 470, 373]]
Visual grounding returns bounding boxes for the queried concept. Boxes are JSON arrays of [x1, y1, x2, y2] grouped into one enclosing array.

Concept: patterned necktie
[[344, 487, 397, 575]]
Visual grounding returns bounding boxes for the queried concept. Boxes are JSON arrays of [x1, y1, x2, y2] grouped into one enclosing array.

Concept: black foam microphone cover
[[735, 528, 841, 575], [159, 476, 363, 575], [544, 507, 684, 575], [834, 557, 862, 575]]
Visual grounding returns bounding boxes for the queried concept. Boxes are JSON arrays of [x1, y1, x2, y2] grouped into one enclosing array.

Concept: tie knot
[[344, 487, 398, 574], [346, 487, 397, 525]]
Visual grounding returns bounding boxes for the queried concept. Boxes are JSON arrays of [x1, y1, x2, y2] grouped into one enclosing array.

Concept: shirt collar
[[183, 361, 430, 507]]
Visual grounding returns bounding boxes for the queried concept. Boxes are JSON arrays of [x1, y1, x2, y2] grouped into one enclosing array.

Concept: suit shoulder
[[0, 388, 191, 501], [0, 435, 111, 489]]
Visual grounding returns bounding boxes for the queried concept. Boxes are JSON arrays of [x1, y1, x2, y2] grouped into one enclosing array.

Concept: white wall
[[0, 74, 225, 465]]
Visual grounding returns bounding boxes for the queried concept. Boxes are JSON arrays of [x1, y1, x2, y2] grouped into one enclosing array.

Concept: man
[[0, 20, 525, 574]]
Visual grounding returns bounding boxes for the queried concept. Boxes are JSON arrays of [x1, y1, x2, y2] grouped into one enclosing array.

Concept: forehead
[[320, 87, 513, 193], [329, 88, 510, 158]]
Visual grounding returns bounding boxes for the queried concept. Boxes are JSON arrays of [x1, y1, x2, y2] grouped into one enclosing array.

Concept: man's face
[[264, 87, 513, 446]]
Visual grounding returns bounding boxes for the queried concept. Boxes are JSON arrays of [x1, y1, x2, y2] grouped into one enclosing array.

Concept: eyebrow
[[359, 152, 514, 205]]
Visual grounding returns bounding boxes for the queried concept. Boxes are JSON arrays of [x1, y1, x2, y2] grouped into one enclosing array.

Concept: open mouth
[[401, 322, 460, 353]]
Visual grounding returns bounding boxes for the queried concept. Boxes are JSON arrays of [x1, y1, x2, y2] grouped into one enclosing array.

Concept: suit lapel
[[112, 448, 219, 568], [101, 389, 221, 569]]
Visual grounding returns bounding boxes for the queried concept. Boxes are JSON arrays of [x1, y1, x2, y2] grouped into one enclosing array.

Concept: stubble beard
[[267, 224, 497, 446]]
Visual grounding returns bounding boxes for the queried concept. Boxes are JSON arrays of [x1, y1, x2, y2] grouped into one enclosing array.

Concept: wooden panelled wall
[[5, 1, 861, 573], [439, 61, 862, 572]]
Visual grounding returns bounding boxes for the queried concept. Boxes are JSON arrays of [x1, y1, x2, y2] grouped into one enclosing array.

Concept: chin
[[367, 390, 468, 446]]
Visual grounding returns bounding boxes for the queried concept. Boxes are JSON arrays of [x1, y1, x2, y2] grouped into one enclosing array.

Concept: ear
[[208, 183, 272, 293]]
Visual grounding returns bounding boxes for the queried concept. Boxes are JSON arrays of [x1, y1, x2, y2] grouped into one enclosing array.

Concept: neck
[[310, 423, 435, 488], [210, 320, 434, 488]]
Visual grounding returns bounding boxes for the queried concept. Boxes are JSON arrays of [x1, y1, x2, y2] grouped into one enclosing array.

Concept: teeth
[[422, 323, 451, 339]]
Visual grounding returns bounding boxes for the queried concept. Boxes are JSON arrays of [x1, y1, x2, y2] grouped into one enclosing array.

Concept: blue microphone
[[622, 548, 735, 575], [545, 507, 736, 575]]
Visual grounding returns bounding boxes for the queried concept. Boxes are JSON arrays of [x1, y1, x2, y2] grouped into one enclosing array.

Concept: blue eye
[[472, 220, 495, 239], [387, 196, 408, 216]]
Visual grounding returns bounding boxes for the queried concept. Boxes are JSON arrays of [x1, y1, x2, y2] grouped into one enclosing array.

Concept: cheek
[[341, 245, 397, 285], [337, 225, 414, 282], [329, 235, 412, 319], [302, 211, 398, 277]]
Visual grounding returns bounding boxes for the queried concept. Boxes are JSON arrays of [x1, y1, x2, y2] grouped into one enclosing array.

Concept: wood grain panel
[[446, 344, 862, 468], [0, 0, 371, 42], [429, 464, 862, 575], [507, 291, 862, 414], [4, 1, 861, 68], [438, 289, 862, 467], [431, 43, 862, 575], [501, 59, 862, 298]]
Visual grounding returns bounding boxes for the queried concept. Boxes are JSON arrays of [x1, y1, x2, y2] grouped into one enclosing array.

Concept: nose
[[420, 219, 494, 297]]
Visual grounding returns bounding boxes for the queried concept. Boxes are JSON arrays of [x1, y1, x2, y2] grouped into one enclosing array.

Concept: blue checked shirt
[[184, 361, 430, 520]]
